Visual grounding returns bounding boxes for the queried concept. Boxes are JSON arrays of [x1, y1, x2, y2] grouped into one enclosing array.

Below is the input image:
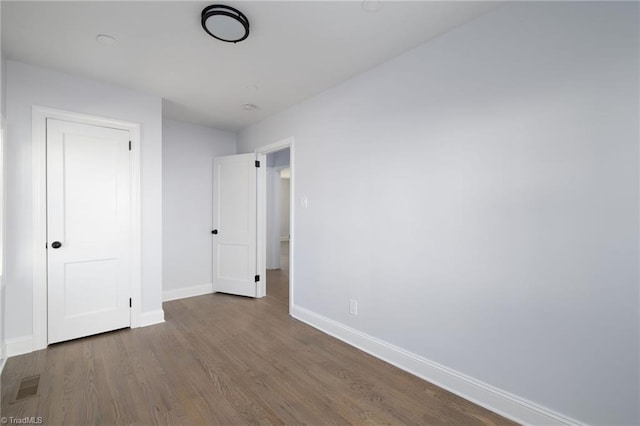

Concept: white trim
[[138, 310, 165, 327], [32, 109, 47, 350], [256, 153, 267, 298], [291, 305, 585, 426], [0, 119, 6, 374], [163, 284, 213, 302], [31, 106, 143, 349], [6, 336, 33, 357], [0, 322, 6, 373], [255, 138, 294, 311], [255, 138, 294, 155]]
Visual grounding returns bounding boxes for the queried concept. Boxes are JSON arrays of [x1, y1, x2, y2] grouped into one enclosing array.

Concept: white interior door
[[47, 119, 131, 344], [213, 153, 260, 297]]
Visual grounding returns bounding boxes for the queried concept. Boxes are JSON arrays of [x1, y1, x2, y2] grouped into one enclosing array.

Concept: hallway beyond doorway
[[267, 241, 289, 306]]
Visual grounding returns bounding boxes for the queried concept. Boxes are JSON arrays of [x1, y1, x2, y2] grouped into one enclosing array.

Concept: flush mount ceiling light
[[201, 4, 250, 43]]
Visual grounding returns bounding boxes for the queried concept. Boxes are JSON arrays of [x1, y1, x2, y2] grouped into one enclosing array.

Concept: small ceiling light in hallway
[[362, 0, 383, 12]]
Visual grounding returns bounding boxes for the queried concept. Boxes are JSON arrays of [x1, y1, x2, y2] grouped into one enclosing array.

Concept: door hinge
[[129, 298, 132, 308], [255, 275, 260, 282], [255, 160, 260, 168], [129, 141, 132, 151], [45, 243, 48, 249]]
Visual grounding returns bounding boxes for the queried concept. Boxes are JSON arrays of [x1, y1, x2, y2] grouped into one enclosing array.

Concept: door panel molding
[[46, 119, 132, 343], [32, 106, 142, 351], [212, 153, 260, 298]]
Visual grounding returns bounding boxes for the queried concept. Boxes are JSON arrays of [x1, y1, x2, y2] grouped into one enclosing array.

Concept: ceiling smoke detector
[[362, 0, 383, 12], [96, 34, 118, 46], [241, 104, 259, 111], [201, 4, 250, 43]]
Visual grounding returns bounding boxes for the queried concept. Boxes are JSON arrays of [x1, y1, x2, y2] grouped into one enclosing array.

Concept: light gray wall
[[0, 1, 6, 366], [162, 119, 236, 294], [267, 149, 290, 167], [5, 60, 164, 340], [266, 167, 281, 270], [1, 56, 5, 118], [238, 3, 639, 425], [1, 32, 5, 116]]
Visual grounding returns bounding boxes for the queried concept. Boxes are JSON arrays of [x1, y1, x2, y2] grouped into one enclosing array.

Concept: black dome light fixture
[[201, 4, 250, 43]]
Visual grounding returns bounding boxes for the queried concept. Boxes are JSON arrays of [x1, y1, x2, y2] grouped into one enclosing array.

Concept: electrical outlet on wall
[[349, 299, 358, 315]]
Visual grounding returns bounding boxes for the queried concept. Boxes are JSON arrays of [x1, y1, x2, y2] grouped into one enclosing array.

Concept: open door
[[212, 153, 263, 297]]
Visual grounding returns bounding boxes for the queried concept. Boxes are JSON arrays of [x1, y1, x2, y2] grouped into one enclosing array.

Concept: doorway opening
[[256, 138, 294, 312], [266, 152, 290, 307]]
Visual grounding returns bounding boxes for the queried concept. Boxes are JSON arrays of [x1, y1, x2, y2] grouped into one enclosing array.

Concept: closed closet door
[[47, 119, 132, 344]]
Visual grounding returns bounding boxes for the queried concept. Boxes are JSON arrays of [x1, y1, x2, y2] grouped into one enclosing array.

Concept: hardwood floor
[[1, 243, 515, 425], [266, 241, 289, 306]]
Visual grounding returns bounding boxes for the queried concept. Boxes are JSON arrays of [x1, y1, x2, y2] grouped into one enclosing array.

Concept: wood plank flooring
[[1, 243, 515, 425]]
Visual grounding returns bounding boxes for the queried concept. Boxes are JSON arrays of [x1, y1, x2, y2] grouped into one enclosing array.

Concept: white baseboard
[[138, 309, 165, 327], [6, 335, 34, 357], [0, 340, 7, 373], [5, 312, 164, 358], [163, 283, 213, 302], [290, 305, 584, 426]]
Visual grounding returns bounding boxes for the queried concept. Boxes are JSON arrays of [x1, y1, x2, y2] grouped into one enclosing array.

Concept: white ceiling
[[2, 1, 498, 131]]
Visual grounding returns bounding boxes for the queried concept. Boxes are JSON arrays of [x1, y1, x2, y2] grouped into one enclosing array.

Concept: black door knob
[[211, 230, 218, 235], [51, 241, 62, 249]]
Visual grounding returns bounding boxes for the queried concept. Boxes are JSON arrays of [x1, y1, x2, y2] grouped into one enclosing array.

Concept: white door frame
[[32, 106, 142, 350], [255, 137, 294, 310]]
